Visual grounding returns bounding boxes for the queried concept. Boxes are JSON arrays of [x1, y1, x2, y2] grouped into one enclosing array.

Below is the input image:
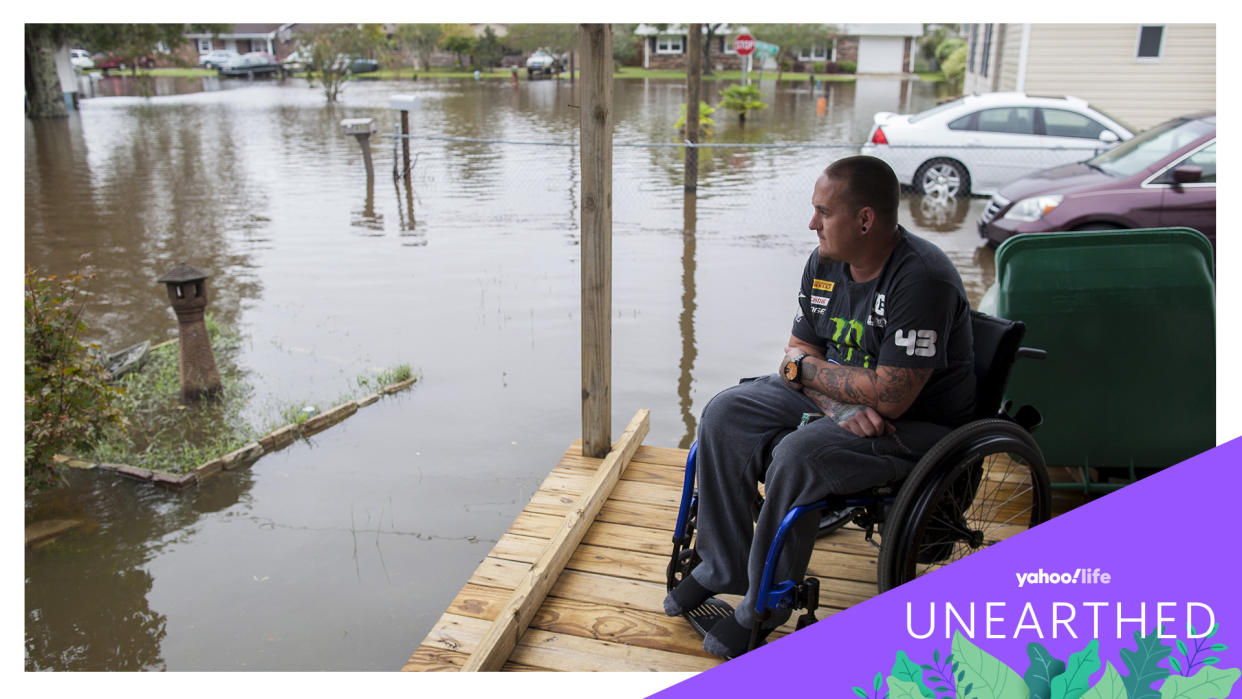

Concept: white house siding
[[981, 23, 1215, 131], [998, 26, 1021, 92], [857, 36, 905, 73]]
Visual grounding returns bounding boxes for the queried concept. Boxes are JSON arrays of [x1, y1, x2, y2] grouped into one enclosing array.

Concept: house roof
[[184, 23, 282, 39]]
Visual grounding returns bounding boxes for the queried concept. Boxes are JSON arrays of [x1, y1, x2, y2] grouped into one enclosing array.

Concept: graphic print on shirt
[[826, 316, 876, 369]]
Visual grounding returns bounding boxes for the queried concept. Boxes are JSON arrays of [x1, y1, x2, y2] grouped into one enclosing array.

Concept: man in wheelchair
[[664, 156, 978, 658]]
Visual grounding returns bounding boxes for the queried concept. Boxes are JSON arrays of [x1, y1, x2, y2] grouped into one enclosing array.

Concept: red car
[[91, 52, 155, 71], [978, 112, 1216, 247]]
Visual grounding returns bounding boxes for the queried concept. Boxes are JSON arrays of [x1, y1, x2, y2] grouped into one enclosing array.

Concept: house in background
[[634, 23, 922, 74], [964, 23, 1215, 130], [174, 24, 288, 64]]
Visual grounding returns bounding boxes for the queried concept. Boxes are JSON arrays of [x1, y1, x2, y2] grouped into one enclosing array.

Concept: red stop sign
[[734, 34, 756, 56]]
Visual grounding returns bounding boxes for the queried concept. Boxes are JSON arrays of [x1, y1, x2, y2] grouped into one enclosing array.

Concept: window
[[980, 24, 993, 77], [1090, 118, 1214, 177], [1153, 142, 1216, 184], [1040, 109, 1108, 140], [797, 44, 829, 61], [1137, 25, 1164, 59], [656, 35, 685, 54], [976, 107, 1035, 135], [197, 39, 212, 54], [948, 112, 976, 131]]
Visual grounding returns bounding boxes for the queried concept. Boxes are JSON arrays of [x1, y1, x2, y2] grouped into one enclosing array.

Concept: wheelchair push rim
[[878, 419, 1051, 591]]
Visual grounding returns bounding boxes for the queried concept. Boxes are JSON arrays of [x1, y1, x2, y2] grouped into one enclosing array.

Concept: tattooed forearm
[[803, 387, 867, 425], [799, 358, 933, 419]]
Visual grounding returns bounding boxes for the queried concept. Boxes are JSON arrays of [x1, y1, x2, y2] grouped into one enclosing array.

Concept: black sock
[[663, 575, 715, 616], [703, 613, 772, 659]]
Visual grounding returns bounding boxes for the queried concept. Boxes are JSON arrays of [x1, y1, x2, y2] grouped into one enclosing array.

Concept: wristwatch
[[783, 352, 808, 382]]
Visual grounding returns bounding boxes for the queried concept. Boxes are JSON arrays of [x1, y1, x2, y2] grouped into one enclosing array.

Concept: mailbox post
[[389, 94, 417, 180], [341, 117, 378, 178]]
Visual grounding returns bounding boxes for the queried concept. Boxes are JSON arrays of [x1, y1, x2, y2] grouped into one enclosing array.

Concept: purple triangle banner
[[653, 437, 1242, 699]]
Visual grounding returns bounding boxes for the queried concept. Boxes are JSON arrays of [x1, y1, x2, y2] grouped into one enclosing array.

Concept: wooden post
[[460, 409, 650, 671], [400, 110, 411, 180], [684, 23, 702, 194], [578, 24, 613, 459]]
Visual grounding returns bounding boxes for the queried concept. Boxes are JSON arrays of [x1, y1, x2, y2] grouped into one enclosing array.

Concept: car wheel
[[915, 158, 971, 198]]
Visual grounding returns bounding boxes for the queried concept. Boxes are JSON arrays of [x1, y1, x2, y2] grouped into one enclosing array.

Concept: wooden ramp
[[404, 412, 1088, 672]]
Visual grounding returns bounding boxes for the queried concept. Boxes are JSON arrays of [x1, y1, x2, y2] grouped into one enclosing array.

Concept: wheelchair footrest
[[683, 597, 734, 639]]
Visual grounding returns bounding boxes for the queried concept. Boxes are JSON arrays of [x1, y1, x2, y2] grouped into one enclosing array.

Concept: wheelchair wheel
[[877, 419, 1050, 592]]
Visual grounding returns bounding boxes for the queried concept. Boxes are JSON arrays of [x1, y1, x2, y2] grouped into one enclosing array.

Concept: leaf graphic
[[951, 631, 1030, 699], [878, 673, 885, 691], [1026, 642, 1069, 699], [855, 688, 869, 699], [1178, 641, 1190, 658], [1210, 645, 1227, 653], [1052, 640, 1100, 699], [1121, 630, 1173, 699], [1170, 658, 1183, 675], [1081, 663, 1127, 699], [891, 678, 930, 699], [892, 651, 937, 699], [1159, 667, 1241, 699]]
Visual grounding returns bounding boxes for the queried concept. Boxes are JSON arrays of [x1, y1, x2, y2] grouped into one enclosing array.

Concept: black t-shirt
[[791, 226, 976, 426]]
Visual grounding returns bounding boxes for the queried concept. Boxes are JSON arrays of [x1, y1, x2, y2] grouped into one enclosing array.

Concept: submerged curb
[[55, 376, 417, 491]]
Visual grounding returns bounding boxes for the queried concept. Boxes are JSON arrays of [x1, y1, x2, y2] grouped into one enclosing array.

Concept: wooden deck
[[404, 420, 1088, 672]]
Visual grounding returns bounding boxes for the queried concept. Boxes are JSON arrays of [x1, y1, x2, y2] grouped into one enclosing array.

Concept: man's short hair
[[823, 155, 899, 226]]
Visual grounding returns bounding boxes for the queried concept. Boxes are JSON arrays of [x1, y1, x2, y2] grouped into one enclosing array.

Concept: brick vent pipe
[[157, 263, 222, 403]]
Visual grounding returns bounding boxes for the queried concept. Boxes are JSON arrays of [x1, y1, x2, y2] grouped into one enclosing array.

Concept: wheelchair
[[666, 311, 1051, 654]]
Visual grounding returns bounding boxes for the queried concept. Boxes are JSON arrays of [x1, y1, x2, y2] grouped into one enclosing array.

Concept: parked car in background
[[69, 49, 94, 69], [92, 52, 155, 71], [199, 49, 240, 70], [341, 56, 379, 74], [219, 52, 281, 77], [977, 112, 1215, 247], [861, 93, 1134, 198], [526, 49, 558, 76]]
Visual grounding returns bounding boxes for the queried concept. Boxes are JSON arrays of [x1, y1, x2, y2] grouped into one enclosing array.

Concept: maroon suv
[[978, 112, 1215, 246]]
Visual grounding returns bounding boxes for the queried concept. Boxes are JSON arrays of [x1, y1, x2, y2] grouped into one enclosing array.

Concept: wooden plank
[[461, 409, 648, 671], [491, 534, 672, 583], [578, 22, 613, 459], [402, 645, 544, 673], [448, 582, 713, 658], [511, 628, 717, 673]]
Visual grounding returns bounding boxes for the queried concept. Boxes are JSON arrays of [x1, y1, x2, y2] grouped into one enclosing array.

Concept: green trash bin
[[992, 228, 1215, 480]]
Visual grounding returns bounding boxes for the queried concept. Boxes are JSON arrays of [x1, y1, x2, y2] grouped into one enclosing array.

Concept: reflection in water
[[678, 192, 698, 449], [25, 469, 252, 670], [351, 173, 384, 234], [393, 172, 425, 246], [908, 191, 972, 232]]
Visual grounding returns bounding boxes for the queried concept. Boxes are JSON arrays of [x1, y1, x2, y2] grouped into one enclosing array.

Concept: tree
[[25, 23, 230, 119], [439, 24, 475, 67], [749, 23, 835, 82], [612, 23, 639, 70], [504, 23, 579, 63], [296, 23, 385, 103], [701, 23, 725, 76], [474, 26, 503, 70], [395, 24, 442, 71]]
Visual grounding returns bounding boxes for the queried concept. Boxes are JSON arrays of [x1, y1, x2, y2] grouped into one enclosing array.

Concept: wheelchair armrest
[[1016, 347, 1047, 361]]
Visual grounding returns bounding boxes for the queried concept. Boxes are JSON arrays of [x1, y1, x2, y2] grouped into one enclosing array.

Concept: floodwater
[[25, 73, 982, 670]]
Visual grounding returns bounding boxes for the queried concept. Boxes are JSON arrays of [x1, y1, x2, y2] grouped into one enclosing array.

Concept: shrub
[[838, 60, 857, 74], [936, 37, 966, 65], [719, 84, 767, 124], [674, 101, 716, 138], [813, 62, 825, 73], [941, 45, 968, 85], [24, 263, 127, 491]]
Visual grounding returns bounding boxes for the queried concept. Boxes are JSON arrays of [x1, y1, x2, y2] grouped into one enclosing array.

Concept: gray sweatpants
[[690, 374, 952, 628]]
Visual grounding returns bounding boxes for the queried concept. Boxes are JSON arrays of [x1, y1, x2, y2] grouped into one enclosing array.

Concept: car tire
[[914, 158, 971, 198]]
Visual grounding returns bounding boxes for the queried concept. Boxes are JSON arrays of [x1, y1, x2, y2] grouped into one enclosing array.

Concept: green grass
[[86, 317, 417, 474]]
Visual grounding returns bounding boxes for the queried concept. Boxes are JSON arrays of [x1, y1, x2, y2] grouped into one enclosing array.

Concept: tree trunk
[[25, 31, 67, 119], [702, 29, 714, 76]]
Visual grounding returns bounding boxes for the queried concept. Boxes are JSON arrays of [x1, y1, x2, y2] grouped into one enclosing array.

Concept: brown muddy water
[[24, 73, 981, 670]]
